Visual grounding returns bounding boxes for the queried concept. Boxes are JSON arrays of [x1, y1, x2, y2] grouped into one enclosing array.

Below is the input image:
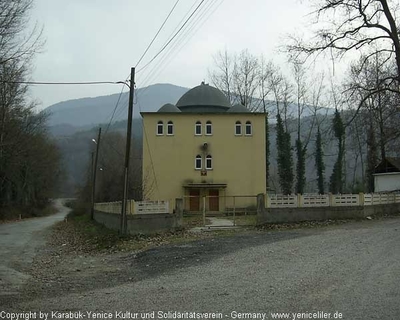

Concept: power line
[[136, 0, 223, 98], [135, 0, 181, 68], [0, 80, 126, 85], [103, 85, 128, 137], [136, 0, 205, 74]]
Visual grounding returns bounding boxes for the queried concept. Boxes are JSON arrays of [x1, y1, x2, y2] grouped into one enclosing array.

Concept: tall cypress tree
[[329, 109, 345, 193], [315, 127, 325, 194], [295, 139, 306, 194], [366, 121, 377, 193], [276, 112, 294, 194]]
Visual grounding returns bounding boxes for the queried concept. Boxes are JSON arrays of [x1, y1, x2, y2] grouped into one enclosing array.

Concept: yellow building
[[141, 82, 266, 212]]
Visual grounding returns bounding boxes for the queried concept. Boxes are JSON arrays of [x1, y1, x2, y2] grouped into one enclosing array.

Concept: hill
[[45, 83, 189, 130]]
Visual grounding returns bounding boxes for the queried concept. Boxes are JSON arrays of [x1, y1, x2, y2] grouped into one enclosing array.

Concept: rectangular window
[[157, 123, 163, 135], [167, 124, 173, 135], [206, 157, 212, 170], [235, 125, 242, 135], [195, 123, 202, 135], [206, 123, 212, 135], [195, 156, 202, 170], [245, 123, 252, 135]]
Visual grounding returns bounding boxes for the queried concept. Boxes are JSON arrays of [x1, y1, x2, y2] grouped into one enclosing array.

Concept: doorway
[[209, 189, 219, 211], [189, 189, 200, 211]]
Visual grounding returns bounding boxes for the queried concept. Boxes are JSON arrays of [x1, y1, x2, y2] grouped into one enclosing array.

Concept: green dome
[[227, 103, 250, 113], [158, 103, 181, 113], [176, 82, 230, 113]]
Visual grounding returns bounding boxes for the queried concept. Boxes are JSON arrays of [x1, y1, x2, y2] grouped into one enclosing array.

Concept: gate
[[182, 195, 258, 227]]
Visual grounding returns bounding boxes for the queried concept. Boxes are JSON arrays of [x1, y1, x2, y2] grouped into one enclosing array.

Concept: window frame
[[205, 120, 212, 135], [245, 121, 252, 136], [167, 120, 174, 136], [157, 121, 164, 135], [195, 155, 202, 170], [205, 155, 213, 170], [195, 121, 202, 136], [235, 121, 242, 136]]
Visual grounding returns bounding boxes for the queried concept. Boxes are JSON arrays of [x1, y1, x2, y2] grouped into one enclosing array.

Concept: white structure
[[373, 158, 400, 192]]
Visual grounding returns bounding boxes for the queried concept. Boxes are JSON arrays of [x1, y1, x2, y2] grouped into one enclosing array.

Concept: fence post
[[328, 193, 333, 207], [359, 193, 364, 206], [175, 198, 183, 227], [203, 196, 206, 227], [297, 194, 303, 207], [265, 193, 269, 208], [256, 193, 266, 225]]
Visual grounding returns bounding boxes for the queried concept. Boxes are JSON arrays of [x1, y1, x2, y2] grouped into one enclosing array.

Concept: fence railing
[[94, 200, 170, 214], [267, 193, 400, 208]]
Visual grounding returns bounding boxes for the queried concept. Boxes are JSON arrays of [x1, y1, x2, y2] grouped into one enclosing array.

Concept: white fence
[[94, 200, 170, 214], [266, 193, 400, 208]]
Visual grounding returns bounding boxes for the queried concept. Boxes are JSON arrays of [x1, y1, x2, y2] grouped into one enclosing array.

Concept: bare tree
[[209, 49, 261, 110], [209, 49, 234, 104], [288, 0, 400, 116]]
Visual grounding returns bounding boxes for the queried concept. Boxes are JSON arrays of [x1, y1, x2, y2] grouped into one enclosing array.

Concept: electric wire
[[136, 0, 205, 74], [136, 0, 223, 99], [138, 0, 223, 91], [135, 0, 181, 68], [0, 80, 125, 85]]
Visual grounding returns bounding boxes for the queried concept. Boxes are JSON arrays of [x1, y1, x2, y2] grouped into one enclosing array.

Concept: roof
[[374, 157, 400, 174], [157, 103, 181, 113], [227, 103, 251, 113], [176, 82, 230, 113]]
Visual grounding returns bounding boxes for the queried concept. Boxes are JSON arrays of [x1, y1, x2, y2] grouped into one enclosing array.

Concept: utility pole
[[91, 127, 102, 220], [121, 67, 135, 234]]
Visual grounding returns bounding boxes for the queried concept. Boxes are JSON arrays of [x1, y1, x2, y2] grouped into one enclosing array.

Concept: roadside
[[3, 200, 400, 315], [3, 211, 400, 319], [0, 199, 70, 299], [0, 201, 60, 224]]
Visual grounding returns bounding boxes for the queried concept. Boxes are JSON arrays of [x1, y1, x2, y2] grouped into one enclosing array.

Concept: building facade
[[141, 83, 266, 212]]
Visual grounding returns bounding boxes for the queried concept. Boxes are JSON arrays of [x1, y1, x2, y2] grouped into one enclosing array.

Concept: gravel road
[[0, 199, 70, 296], [2, 211, 399, 319]]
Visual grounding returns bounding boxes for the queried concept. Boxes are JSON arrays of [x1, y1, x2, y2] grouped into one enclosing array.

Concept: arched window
[[205, 121, 212, 135], [157, 121, 163, 135], [195, 155, 202, 170], [245, 121, 252, 135], [235, 121, 242, 135], [167, 121, 174, 135], [206, 155, 212, 170], [195, 121, 202, 135]]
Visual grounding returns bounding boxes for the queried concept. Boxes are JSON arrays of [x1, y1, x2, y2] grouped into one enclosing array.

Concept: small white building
[[373, 158, 400, 192]]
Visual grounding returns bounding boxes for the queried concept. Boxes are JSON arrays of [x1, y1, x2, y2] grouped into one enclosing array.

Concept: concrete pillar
[[297, 193, 303, 207], [256, 193, 266, 225], [328, 193, 334, 207], [359, 193, 364, 206], [175, 198, 183, 228]]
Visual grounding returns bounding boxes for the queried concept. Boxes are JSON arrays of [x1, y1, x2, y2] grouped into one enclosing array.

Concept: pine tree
[[276, 112, 294, 194], [366, 121, 378, 192], [295, 139, 306, 194], [315, 127, 325, 194], [329, 109, 345, 193]]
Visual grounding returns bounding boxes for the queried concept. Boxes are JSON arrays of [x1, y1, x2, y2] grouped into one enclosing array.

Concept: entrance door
[[189, 189, 200, 211], [209, 189, 219, 211]]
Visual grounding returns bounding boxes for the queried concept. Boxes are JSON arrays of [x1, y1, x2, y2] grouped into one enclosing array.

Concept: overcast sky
[[30, 0, 318, 110]]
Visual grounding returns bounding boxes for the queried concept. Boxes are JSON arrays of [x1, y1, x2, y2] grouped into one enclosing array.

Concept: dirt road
[[1, 201, 399, 319], [0, 199, 70, 296]]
